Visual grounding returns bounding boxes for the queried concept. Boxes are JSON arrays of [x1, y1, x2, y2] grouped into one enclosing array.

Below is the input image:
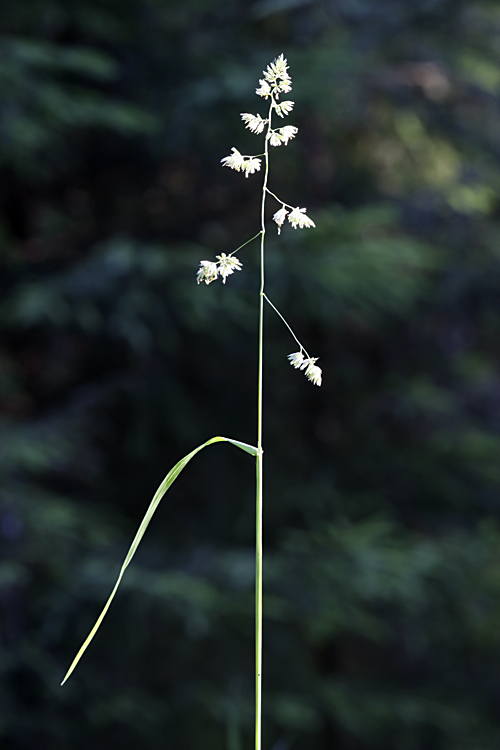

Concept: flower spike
[[264, 54, 289, 83], [258, 54, 292, 98]]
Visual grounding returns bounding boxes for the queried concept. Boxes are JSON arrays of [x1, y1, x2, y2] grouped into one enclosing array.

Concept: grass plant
[[61, 54, 319, 750]]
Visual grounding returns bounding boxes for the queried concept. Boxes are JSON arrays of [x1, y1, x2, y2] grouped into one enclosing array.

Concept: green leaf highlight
[[61, 435, 257, 686]]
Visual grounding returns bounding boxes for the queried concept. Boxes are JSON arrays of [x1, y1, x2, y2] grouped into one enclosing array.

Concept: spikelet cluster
[[220, 148, 261, 178], [287, 351, 322, 386], [273, 206, 315, 234], [220, 55, 315, 237], [196, 254, 242, 285]]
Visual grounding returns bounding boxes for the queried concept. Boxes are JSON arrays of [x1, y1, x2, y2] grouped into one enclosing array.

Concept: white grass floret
[[288, 351, 305, 369], [216, 253, 243, 283], [278, 79, 292, 94], [196, 254, 242, 285], [268, 131, 283, 147], [287, 352, 322, 385], [273, 206, 288, 234], [261, 54, 292, 97], [288, 207, 316, 229], [221, 148, 261, 177], [220, 147, 245, 171], [304, 361, 322, 386], [264, 54, 289, 83], [242, 157, 262, 177], [196, 260, 219, 285], [279, 125, 298, 145], [274, 100, 294, 117], [256, 79, 271, 98], [241, 113, 266, 134]]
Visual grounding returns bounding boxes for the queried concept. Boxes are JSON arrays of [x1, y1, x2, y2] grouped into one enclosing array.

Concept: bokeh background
[[3, 1, 500, 748]]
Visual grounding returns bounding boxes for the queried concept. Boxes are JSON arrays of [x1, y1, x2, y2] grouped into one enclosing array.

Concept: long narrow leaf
[[61, 435, 257, 685]]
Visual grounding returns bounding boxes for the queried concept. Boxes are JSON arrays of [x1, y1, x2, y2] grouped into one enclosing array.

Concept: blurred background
[[3, 0, 500, 748]]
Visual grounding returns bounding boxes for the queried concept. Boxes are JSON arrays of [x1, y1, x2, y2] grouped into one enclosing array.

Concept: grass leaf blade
[[61, 435, 256, 685]]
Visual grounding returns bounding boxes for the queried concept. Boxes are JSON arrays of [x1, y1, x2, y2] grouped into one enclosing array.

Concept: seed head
[[259, 54, 293, 98]]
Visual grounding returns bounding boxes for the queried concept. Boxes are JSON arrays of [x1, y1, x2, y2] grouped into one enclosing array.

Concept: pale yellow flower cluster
[[196, 253, 242, 285], [221, 55, 300, 173], [240, 113, 266, 134], [287, 352, 322, 386], [220, 55, 315, 238], [220, 147, 261, 178], [256, 53, 292, 98], [273, 206, 315, 233], [268, 125, 298, 147]]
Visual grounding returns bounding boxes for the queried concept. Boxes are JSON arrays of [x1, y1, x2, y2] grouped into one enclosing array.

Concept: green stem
[[255, 100, 272, 750], [228, 231, 263, 258], [265, 187, 295, 210]]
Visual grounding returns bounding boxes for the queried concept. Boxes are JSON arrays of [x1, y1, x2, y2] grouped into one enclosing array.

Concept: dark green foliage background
[[2, 1, 500, 748]]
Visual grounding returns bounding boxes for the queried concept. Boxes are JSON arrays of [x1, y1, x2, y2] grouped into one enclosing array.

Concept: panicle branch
[[263, 294, 322, 387]]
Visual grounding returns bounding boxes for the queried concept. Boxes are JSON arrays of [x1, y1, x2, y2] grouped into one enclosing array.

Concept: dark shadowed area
[[3, 1, 500, 748]]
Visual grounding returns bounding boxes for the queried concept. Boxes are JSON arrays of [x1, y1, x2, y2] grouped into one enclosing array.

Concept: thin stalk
[[263, 293, 312, 360], [255, 100, 272, 750], [265, 187, 294, 210], [228, 231, 263, 258]]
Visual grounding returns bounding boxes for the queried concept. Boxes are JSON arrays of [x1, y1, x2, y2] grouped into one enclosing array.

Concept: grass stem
[[255, 101, 272, 750]]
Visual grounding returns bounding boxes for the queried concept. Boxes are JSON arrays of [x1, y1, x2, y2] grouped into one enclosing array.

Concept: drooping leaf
[[61, 435, 257, 685]]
